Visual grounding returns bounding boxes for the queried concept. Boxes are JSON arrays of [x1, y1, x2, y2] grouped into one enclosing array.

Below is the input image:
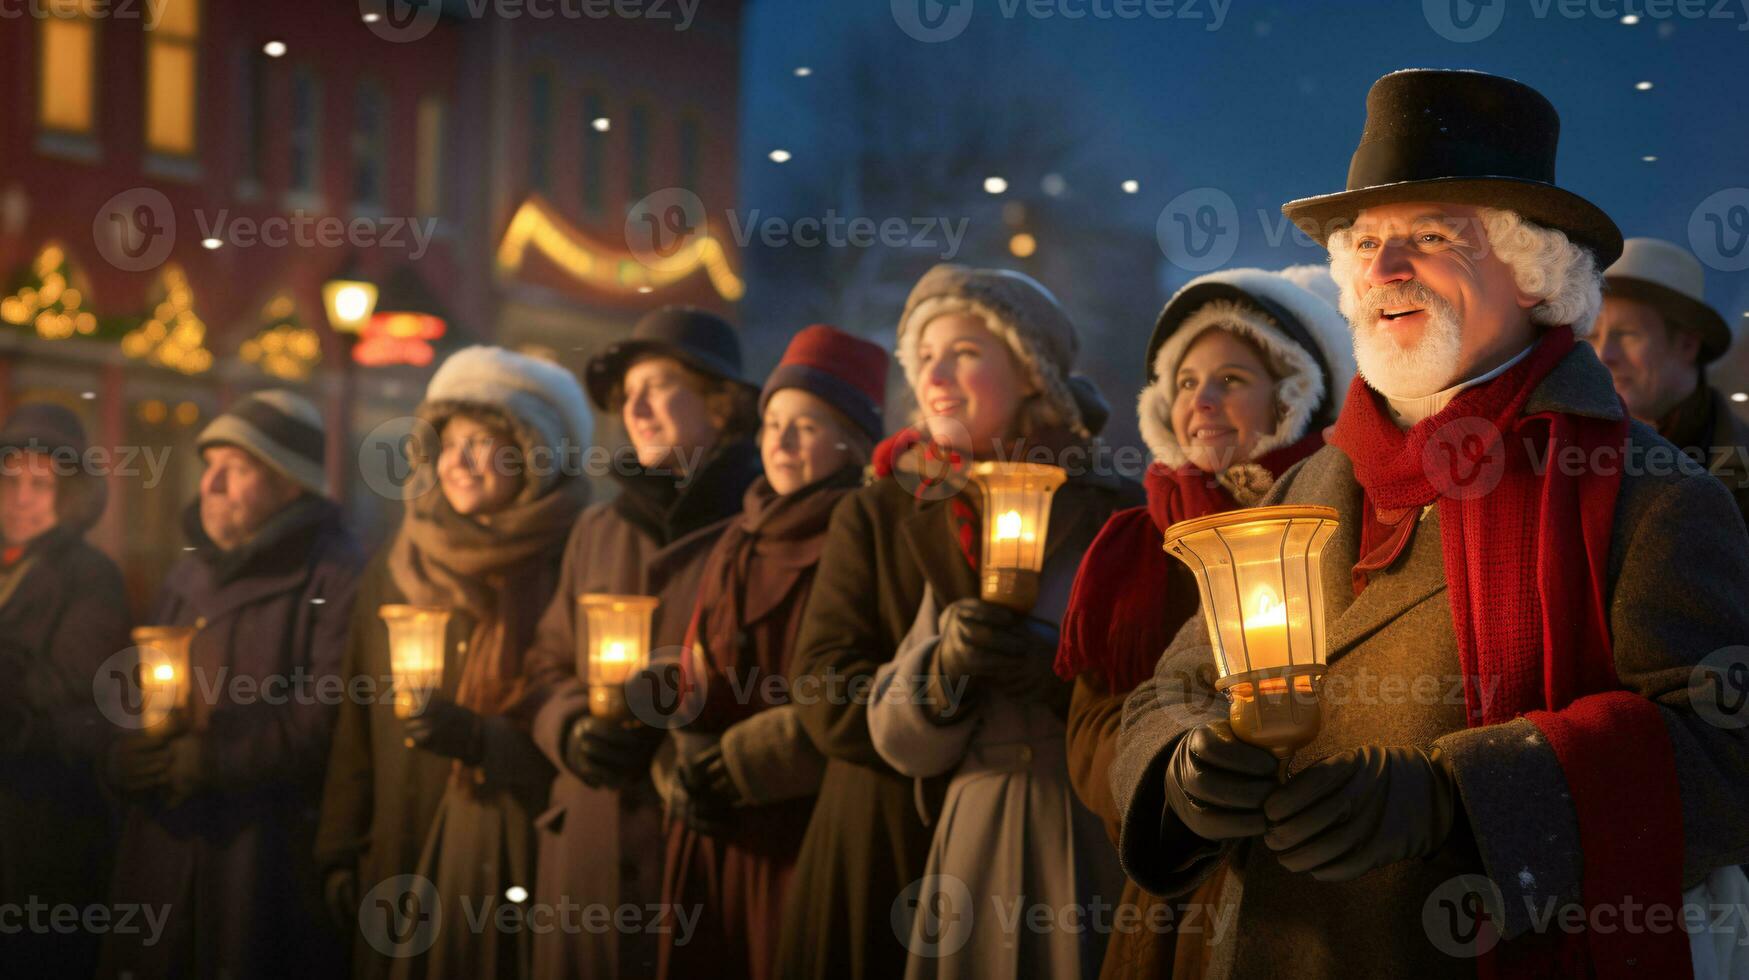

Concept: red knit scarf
[[1330, 326, 1687, 978], [1053, 432, 1326, 693]]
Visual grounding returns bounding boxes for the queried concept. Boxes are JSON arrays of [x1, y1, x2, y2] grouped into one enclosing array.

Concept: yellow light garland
[[121, 264, 213, 375], [495, 197, 744, 302], [3, 243, 99, 340]]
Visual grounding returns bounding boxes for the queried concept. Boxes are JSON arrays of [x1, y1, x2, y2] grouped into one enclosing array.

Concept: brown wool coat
[[1112, 346, 1749, 979], [523, 443, 759, 980], [1660, 381, 1749, 533]]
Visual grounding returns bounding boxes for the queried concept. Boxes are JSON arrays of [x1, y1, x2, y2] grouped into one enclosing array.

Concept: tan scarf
[[388, 478, 585, 720]]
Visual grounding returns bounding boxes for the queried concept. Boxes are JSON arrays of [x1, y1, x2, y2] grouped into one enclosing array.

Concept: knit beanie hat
[[760, 325, 889, 442], [197, 390, 327, 495]]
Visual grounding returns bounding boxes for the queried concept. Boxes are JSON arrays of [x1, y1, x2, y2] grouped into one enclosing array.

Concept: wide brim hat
[[1603, 237, 1732, 363], [584, 306, 757, 411], [1282, 69, 1623, 267]]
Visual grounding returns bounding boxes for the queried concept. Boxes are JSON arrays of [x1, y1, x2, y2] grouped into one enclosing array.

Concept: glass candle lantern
[[131, 625, 197, 732], [380, 604, 450, 720], [577, 594, 660, 720], [1161, 505, 1340, 770], [968, 461, 1068, 612]]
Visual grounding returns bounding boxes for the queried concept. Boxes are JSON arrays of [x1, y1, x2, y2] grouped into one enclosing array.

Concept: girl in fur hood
[[1053, 265, 1352, 980]]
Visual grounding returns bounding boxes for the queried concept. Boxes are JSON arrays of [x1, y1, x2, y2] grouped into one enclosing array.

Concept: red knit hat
[[760, 325, 889, 441]]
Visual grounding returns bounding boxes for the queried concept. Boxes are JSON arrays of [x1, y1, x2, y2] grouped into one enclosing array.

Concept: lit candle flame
[[152, 663, 176, 682], [994, 509, 1026, 542], [1250, 588, 1286, 628], [601, 641, 628, 663]]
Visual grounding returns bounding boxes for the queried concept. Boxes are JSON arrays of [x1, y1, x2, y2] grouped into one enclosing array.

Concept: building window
[[353, 80, 387, 209], [626, 104, 650, 205], [237, 47, 267, 183], [581, 91, 606, 216], [288, 68, 322, 195], [145, 0, 200, 156], [38, 0, 98, 135], [528, 71, 552, 193], [678, 115, 700, 194], [415, 97, 446, 219]]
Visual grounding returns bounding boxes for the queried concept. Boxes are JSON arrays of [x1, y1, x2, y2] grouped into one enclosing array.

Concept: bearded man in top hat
[[1111, 69, 1749, 978], [1590, 236, 1749, 526]]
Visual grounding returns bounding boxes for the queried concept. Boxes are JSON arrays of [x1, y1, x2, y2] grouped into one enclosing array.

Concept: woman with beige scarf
[[315, 345, 592, 980]]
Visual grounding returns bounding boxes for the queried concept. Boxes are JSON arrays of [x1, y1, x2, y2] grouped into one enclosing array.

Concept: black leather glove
[[1263, 745, 1459, 882], [324, 867, 359, 933], [675, 742, 739, 837], [933, 598, 1064, 704], [104, 731, 172, 797], [161, 733, 210, 808], [404, 696, 485, 765], [1162, 721, 1280, 842], [562, 714, 664, 790]]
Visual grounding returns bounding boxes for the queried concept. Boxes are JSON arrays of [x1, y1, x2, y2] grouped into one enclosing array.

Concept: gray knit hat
[[896, 264, 1087, 438], [197, 390, 326, 496]]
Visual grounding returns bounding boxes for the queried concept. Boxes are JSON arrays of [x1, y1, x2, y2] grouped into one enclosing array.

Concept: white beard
[[1345, 283, 1465, 400]]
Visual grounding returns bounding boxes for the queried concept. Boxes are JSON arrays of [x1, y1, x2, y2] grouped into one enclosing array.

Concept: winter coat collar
[[171, 495, 345, 616], [610, 439, 761, 546]]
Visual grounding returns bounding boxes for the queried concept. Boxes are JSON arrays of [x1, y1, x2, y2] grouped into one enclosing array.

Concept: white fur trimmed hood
[[416, 345, 593, 499], [1139, 265, 1355, 469], [896, 263, 1088, 439]]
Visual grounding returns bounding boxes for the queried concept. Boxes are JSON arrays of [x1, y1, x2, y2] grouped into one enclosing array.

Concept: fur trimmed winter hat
[[416, 345, 593, 501], [1139, 265, 1355, 470], [896, 263, 1088, 439]]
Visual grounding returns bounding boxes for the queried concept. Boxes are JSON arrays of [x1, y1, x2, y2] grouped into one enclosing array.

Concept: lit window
[[146, 0, 200, 156], [39, 0, 98, 135], [415, 97, 446, 218]]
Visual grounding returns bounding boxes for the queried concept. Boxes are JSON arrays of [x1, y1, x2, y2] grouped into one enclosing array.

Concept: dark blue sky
[[741, 0, 1749, 351]]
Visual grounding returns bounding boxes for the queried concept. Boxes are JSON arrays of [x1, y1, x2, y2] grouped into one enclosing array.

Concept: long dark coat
[[0, 525, 131, 980], [775, 452, 1140, 980], [1659, 380, 1749, 530], [1112, 347, 1749, 978], [523, 442, 760, 980], [99, 496, 363, 980]]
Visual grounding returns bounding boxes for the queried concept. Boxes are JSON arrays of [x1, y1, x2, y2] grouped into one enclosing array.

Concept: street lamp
[[968, 462, 1066, 612], [577, 594, 660, 720], [323, 262, 378, 334], [1161, 505, 1340, 774]]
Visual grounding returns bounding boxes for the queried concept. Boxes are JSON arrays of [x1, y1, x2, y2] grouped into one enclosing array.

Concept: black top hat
[[1282, 69, 1623, 267], [585, 306, 756, 410]]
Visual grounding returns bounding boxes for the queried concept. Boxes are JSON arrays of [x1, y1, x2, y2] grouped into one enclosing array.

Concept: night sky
[[739, 0, 1749, 388]]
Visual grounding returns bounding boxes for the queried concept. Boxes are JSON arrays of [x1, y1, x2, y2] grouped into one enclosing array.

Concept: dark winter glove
[[161, 733, 211, 808], [324, 868, 359, 933], [1263, 744, 1458, 882], [562, 714, 665, 790], [675, 742, 740, 837], [1162, 721, 1280, 842], [930, 599, 1064, 716], [103, 731, 172, 797], [404, 696, 486, 765], [986, 616, 1067, 708]]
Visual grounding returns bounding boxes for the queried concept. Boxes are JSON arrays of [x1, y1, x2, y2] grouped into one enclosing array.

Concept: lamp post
[[130, 625, 197, 733], [577, 594, 660, 721], [968, 461, 1067, 612], [322, 265, 378, 334], [380, 604, 450, 724], [1161, 505, 1340, 776]]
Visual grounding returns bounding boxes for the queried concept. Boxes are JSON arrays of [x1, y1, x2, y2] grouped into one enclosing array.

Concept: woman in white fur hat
[[1052, 266, 1352, 979], [778, 263, 1143, 980], [315, 345, 592, 980]]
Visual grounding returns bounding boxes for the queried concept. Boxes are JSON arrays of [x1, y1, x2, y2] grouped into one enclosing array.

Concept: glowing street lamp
[[380, 605, 450, 722], [577, 594, 660, 720], [322, 277, 378, 334], [1162, 505, 1340, 773], [969, 462, 1067, 612], [131, 625, 197, 732]]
